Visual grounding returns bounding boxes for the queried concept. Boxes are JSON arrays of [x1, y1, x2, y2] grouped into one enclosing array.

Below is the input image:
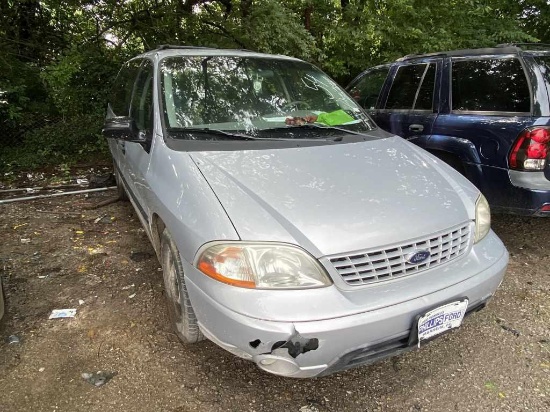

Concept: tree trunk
[[17, 0, 39, 42], [304, 4, 313, 32]]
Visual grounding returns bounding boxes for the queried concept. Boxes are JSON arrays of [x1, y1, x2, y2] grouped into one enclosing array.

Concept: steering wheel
[[282, 100, 311, 111]]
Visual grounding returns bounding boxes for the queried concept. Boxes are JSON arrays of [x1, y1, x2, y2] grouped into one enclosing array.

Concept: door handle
[[409, 124, 424, 133], [119, 141, 126, 155]]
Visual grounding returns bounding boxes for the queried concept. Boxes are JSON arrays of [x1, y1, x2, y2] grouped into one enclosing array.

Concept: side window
[[130, 60, 154, 132], [385, 64, 427, 109], [451, 58, 530, 113], [414, 64, 436, 110], [109, 59, 142, 117], [348, 67, 390, 109]]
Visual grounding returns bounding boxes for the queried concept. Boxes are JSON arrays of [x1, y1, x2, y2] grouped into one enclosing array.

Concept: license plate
[[417, 299, 469, 344]]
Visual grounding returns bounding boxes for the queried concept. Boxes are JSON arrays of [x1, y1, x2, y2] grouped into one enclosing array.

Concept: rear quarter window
[[451, 57, 531, 113]]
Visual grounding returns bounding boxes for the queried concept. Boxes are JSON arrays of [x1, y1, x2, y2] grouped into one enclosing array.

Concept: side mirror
[[102, 117, 145, 142]]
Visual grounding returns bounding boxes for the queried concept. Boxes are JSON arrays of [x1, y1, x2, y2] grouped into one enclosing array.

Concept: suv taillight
[[509, 127, 550, 170]]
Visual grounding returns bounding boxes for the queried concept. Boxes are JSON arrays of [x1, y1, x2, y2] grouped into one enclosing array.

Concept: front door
[[123, 59, 155, 221], [347, 65, 391, 118], [107, 59, 143, 183], [376, 60, 441, 147]]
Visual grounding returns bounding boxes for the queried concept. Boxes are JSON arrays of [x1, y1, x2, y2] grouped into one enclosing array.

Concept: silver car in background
[[103, 46, 508, 378]]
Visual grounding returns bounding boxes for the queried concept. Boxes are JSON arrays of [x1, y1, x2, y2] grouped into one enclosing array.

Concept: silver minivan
[[104, 46, 508, 378]]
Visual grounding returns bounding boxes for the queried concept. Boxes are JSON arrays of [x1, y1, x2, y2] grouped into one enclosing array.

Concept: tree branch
[[202, 19, 247, 48]]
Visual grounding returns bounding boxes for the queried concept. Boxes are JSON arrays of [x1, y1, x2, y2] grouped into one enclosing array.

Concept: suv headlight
[[474, 194, 491, 243], [195, 242, 332, 289]]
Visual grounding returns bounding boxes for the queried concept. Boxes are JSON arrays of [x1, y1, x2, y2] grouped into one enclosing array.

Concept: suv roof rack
[[397, 43, 550, 62], [397, 44, 546, 62], [397, 52, 446, 61], [496, 43, 550, 51]]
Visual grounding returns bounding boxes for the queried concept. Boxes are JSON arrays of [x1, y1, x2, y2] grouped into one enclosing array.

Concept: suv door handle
[[409, 124, 424, 132]]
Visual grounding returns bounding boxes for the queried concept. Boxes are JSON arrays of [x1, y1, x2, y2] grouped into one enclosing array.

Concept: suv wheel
[[161, 229, 204, 344]]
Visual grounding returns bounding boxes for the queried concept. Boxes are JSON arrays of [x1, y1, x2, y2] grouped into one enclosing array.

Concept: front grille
[[329, 222, 471, 286]]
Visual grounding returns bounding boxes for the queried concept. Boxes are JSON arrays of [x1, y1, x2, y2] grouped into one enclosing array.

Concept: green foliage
[[237, 1, 319, 59], [41, 46, 123, 117], [0, 115, 108, 172], [1, 0, 549, 171]]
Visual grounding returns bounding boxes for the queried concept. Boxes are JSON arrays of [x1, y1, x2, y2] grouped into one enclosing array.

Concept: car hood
[[191, 136, 479, 257]]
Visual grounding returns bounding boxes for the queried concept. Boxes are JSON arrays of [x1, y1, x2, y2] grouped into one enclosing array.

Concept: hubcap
[[166, 253, 183, 324]]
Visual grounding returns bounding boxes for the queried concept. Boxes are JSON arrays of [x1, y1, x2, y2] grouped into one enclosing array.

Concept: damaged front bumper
[[183, 240, 508, 378]]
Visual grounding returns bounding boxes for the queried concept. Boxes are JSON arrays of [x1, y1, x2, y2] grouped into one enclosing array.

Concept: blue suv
[[347, 44, 550, 216]]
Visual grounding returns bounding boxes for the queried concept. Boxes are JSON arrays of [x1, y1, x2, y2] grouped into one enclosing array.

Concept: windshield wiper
[[261, 123, 366, 139], [168, 127, 261, 141], [168, 127, 327, 142]]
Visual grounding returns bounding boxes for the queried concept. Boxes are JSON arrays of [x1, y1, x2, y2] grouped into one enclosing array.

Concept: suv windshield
[[160, 56, 373, 138]]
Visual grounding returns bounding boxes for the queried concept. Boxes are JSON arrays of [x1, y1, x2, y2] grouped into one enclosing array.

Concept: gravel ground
[[0, 189, 548, 412]]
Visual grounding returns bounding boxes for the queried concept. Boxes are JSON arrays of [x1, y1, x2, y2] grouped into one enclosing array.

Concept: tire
[[113, 160, 128, 201], [160, 229, 204, 344]]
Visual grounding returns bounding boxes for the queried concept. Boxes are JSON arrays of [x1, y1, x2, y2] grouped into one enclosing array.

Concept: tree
[[0, 0, 546, 170]]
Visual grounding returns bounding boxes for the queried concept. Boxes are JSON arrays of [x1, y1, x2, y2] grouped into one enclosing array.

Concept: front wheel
[[161, 229, 204, 344]]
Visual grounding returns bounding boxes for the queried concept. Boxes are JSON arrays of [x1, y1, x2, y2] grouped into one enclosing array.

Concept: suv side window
[[348, 67, 390, 109], [451, 57, 530, 113], [385, 63, 436, 110], [414, 64, 436, 110], [130, 60, 154, 133], [109, 59, 142, 117]]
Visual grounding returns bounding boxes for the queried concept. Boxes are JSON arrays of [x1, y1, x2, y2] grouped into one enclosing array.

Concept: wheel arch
[[425, 134, 481, 164], [150, 212, 166, 259]]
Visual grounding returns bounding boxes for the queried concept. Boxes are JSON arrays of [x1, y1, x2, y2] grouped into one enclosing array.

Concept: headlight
[[195, 242, 332, 289], [474, 194, 491, 243]]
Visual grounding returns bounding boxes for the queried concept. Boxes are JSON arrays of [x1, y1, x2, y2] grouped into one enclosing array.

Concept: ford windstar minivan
[[103, 46, 508, 378]]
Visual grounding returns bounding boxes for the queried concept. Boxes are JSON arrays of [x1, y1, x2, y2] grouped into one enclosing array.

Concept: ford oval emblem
[[406, 250, 431, 265]]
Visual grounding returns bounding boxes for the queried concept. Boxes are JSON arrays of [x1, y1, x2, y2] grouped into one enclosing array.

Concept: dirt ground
[[0, 176, 549, 411]]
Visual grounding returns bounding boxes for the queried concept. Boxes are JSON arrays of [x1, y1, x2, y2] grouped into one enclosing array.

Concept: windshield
[[160, 56, 374, 138]]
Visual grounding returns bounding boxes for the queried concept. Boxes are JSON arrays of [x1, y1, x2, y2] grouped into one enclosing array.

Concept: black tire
[[113, 160, 128, 201], [160, 229, 204, 344]]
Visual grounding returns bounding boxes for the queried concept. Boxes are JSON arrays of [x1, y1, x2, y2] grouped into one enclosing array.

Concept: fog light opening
[[254, 354, 301, 376], [260, 358, 277, 366]]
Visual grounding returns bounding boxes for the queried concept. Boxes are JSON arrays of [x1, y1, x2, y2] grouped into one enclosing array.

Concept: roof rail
[[154, 44, 210, 51], [496, 43, 550, 50], [397, 52, 446, 61], [152, 44, 255, 53]]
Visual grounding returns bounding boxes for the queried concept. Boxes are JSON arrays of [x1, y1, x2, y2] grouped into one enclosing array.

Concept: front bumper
[[183, 232, 508, 378]]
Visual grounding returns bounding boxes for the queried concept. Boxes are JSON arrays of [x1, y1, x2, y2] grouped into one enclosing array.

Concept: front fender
[[145, 139, 239, 263]]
